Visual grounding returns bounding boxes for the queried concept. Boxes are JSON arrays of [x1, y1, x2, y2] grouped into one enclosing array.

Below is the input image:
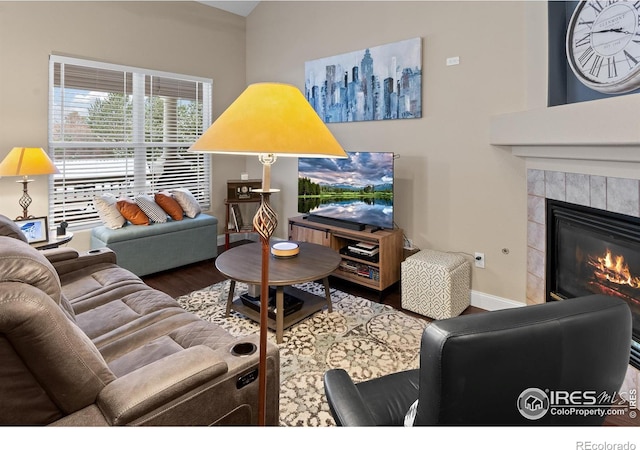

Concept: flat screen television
[[298, 151, 394, 230]]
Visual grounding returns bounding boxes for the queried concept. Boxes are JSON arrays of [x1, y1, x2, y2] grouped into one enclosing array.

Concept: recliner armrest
[[323, 369, 377, 426], [97, 346, 228, 425], [41, 247, 80, 263], [51, 247, 118, 276]]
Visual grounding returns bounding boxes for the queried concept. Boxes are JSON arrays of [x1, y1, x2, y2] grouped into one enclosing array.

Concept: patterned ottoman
[[401, 249, 471, 320]]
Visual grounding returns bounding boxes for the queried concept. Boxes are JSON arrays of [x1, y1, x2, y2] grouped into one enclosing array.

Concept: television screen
[[298, 151, 394, 230]]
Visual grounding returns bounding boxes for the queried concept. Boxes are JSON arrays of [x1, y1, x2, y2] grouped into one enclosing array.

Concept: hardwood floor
[[141, 240, 631, 427]]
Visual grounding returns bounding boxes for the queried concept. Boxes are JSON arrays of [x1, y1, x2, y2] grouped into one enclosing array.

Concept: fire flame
[[589, 249, 640, 289]]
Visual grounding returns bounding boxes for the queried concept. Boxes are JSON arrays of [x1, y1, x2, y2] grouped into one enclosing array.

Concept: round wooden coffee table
[[215, 241, 341, 343]]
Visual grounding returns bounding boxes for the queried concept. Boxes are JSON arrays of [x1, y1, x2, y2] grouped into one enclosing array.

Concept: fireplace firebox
[[546, 199, 639, 369]]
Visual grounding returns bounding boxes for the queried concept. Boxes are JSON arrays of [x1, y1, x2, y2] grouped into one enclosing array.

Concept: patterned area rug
[[176, 280, 428, 427]]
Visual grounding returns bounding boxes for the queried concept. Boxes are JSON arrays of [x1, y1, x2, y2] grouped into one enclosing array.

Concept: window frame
[[48, 55, 212, 230]]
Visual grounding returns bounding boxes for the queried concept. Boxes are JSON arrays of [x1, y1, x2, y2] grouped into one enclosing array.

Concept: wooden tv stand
[[288, 215, 403, 293]]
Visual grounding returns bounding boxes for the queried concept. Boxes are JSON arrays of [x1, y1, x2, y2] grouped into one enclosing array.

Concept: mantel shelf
[[489, 94, 640, 162]]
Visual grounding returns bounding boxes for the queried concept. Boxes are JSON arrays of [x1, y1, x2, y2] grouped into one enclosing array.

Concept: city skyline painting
[[305, 37, 422, 123]]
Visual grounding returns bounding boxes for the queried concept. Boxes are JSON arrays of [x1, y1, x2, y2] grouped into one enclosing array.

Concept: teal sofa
[[90, 213, 218, 276]]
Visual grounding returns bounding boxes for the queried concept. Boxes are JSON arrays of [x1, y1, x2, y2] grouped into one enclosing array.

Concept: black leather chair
[[324, 295, 632, 426]]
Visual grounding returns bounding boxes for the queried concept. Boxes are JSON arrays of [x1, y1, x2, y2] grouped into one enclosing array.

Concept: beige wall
[[246, 1, 532, 302], [0, 1, 541, 302], [0, 1, 247, 249]]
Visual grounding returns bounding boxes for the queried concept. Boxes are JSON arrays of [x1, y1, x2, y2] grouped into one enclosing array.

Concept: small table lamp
[[190, 82, 347, 425], [0, 147, 59, 220]]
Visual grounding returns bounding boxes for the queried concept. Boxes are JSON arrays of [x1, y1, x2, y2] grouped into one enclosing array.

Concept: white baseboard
[[470, 290, 524, 311]]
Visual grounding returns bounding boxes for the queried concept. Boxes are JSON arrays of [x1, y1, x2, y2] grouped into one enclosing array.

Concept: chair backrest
[[414, 295, 632, 425], [0, 236, 116, 425], [0, 213, 28, 243]]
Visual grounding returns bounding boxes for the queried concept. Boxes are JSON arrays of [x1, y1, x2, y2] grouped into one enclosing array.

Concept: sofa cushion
[[155, 192, 184, 221], [94, 193, 126, 229], [0, 214, 28, 243], [171, 188, 201, 218], [135, 195, 168, 223], [0, 236, 63, 306], [75, 288, 184, 340], [117, 199, 149, 225], [59, 264, 145, 308]]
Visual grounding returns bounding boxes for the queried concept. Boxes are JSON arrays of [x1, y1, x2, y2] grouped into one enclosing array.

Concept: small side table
[[32, 232, 73, 250]]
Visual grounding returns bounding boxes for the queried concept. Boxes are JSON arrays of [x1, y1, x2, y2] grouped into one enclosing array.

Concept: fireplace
[[546, 199, 640, 369]]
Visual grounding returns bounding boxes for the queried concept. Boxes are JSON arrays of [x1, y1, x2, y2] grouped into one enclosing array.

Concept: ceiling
[[197, 1, 260, 17]]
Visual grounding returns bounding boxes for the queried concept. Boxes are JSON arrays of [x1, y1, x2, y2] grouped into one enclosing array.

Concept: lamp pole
[[252, 155, 278, 425]]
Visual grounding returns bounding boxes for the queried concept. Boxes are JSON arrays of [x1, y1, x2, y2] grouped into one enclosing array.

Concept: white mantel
[[489, 94, 640, 163]]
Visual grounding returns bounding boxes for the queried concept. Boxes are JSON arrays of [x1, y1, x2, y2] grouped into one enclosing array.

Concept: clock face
[[566, 0, 640, 94]]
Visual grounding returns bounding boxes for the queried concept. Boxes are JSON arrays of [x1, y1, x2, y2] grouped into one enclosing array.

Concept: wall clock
[[566, 0, 640, 94]]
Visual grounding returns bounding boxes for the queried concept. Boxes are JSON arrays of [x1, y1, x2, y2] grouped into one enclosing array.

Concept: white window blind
[[48, 55, 212, 229]]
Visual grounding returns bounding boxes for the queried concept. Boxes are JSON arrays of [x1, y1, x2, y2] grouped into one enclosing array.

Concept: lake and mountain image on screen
[[298, 152, 394, 230]]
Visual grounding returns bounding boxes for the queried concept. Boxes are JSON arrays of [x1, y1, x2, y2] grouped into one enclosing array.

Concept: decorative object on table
[[56, 220, 68, 237], [227, 179, 262, 201], [270, 241, 300, 258], [189, 82, 347, 425], [14, 216, 49, 244], [0, 147, 59, 220], [305, 37, 422, 123]]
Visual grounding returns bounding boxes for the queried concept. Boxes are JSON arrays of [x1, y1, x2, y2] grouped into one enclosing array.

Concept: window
[[48, 55, 212, 229]]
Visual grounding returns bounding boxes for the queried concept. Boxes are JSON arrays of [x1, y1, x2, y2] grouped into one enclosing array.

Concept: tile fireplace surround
[[490, 93, 640, 413], [526, 169, 640, 305]]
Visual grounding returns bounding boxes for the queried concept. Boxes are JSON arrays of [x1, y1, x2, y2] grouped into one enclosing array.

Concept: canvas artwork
[[305, 37, 422, 123]]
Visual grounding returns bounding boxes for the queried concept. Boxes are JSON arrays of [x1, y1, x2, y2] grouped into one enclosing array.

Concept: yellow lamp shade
[[189, 82, 347, 158], [0, 147, 59, 177]]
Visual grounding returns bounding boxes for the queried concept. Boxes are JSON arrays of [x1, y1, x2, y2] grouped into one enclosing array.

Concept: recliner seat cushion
[[75, 289, 186, 340], [59, 263, 145, 307]]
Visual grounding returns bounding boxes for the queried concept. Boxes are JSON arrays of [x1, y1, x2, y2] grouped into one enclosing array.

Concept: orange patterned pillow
[[116, 198, 149, 225], [155, 192, 184, 221]]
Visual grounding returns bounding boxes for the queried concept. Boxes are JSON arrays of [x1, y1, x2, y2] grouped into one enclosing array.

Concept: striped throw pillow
[[135, 195, 168, 223]]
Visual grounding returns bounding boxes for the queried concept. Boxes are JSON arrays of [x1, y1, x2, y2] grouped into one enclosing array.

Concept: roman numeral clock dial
[[567, 0, 640, 94]]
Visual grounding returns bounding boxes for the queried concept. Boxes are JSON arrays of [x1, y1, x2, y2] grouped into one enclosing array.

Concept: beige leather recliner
[[0, 216, 279, 426]]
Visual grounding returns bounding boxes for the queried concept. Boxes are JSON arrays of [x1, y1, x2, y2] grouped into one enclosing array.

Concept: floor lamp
[[189, 82, 346, 425], [0, 147, 59, 220]]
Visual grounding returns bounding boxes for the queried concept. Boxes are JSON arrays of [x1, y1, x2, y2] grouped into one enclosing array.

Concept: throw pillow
[[135, 194, 168, 223], [116, 198, 149, 225], [155, 191, 184, 221], [171, 188, 201, 219], [94, 193, 126, 229]]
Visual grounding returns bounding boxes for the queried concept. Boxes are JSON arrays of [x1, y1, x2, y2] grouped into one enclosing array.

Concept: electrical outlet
[[446, 56, 460, 66], [475, 252, 485, 269]]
